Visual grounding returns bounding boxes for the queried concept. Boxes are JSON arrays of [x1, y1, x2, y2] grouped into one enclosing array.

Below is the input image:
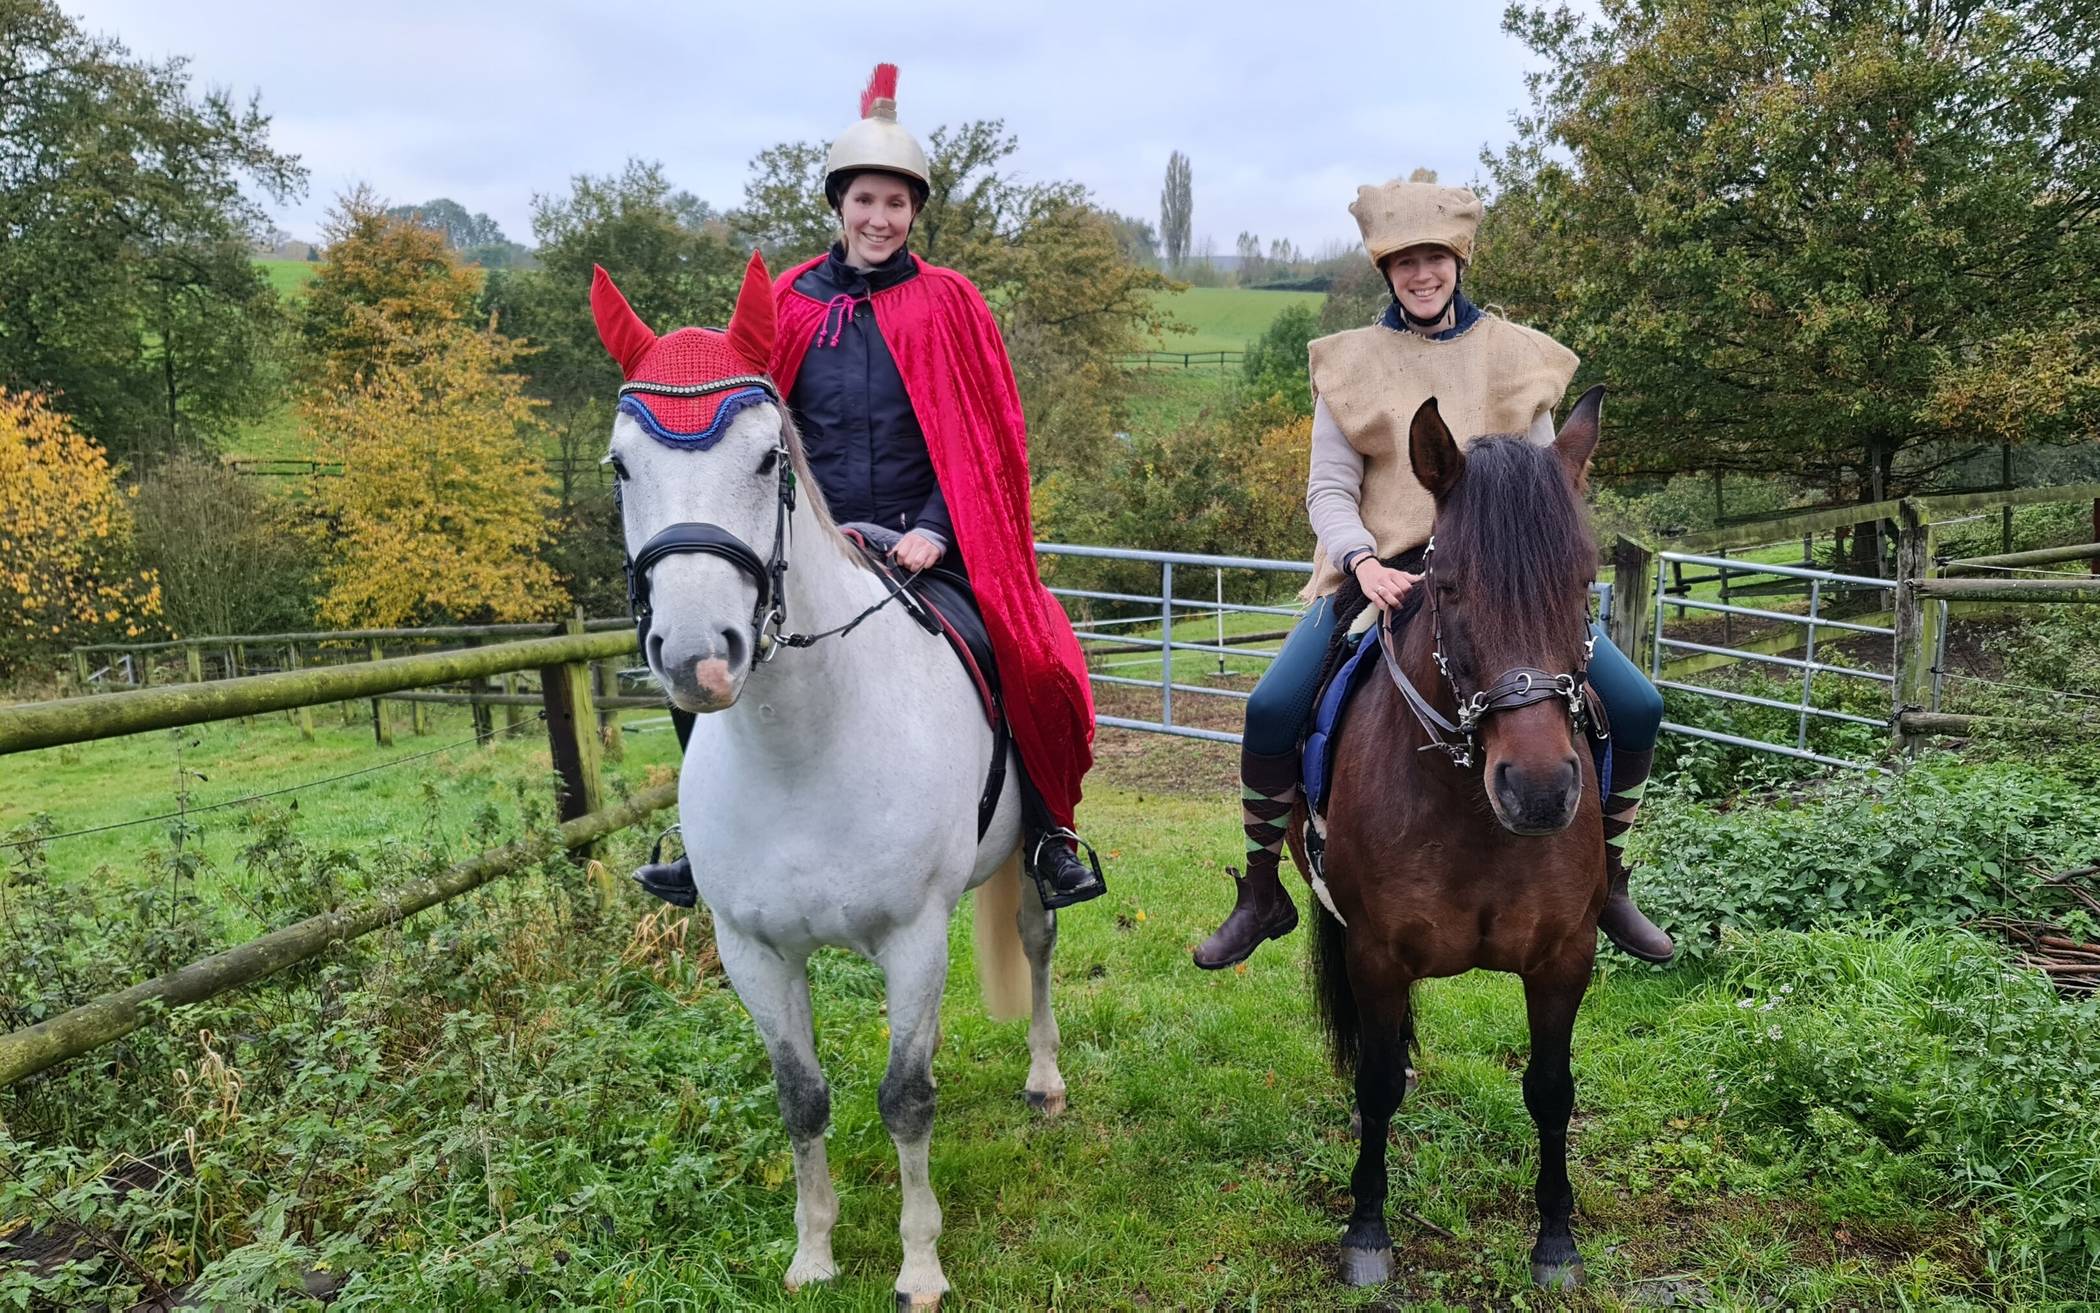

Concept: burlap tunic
[[1302, 314, 1578, 598]]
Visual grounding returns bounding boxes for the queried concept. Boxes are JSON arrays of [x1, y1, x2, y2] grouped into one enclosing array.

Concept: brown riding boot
[[1194, 748, 1302, 969], [1599, 744, 1675, 963]]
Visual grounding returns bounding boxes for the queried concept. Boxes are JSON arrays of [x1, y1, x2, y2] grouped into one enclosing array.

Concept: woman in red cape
[[768, 64, 1103, 909]]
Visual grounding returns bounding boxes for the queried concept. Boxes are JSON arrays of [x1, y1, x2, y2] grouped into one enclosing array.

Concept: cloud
[[66, 0, 1548, 252]]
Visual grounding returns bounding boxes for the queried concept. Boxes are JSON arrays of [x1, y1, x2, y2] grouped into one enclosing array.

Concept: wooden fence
[[69, 618, 648, 752], [1608, 484, 2100, 755], [1111, 350, 1245, 370], [0, 621, 674, 1087]]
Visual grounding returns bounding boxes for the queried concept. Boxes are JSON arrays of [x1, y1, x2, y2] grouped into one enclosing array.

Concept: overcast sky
[[67, 0, 1560, 255]]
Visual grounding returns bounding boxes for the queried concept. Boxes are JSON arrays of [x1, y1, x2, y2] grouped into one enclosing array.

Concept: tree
[[733, 141, 839, 261], [0, 391, 162, 673], [1107, 212, 1159, 265], [1160, 150, 1193, 267], [1483, 1, 2100, 498], [0, 0, 306, 464], [1235, 231, 1265, 285], [304, 327, 564, 627], [1240, 304, 1321, 415], [384, 197, 529, 268], [133, 457, 314, 638], [481, 159, 744, 613], [298, 188, 484, 393]]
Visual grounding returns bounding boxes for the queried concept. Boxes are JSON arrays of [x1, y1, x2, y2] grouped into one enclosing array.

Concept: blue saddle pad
[[1302, 630, 1380, 814], [1300, 629, 1612, 816]]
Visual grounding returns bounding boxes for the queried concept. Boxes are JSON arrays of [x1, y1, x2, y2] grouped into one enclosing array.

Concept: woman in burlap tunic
[[1192, 179, 1675, 970]]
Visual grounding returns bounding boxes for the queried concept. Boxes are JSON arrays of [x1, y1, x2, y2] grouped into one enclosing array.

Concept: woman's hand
[[1353, 558, 1420, 612], [892, 530, 946, 573]]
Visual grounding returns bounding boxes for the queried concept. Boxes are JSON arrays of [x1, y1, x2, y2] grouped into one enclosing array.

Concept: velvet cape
[[772, 254, 1094, 830]]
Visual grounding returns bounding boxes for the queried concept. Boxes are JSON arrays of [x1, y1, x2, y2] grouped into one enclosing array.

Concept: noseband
[[1377, 536, 1598, 770]]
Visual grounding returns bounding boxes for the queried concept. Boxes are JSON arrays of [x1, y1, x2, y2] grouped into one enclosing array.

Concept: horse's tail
[[1308, 895, 1360, 1076], [972, 852, 1030, 1022]]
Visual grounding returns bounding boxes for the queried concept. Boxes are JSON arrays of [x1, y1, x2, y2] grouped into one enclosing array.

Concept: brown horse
[[1297, 389, 1609, 1290]]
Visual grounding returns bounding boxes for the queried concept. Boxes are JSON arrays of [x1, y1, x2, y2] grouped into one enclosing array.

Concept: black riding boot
[[632, 708, 699, 908], [1019, 771, 1105, 909], [1193, 746, 1301, 969]]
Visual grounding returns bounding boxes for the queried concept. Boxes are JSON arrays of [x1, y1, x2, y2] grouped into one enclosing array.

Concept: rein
[[618, 387, 919, 661], [1378, 536, 1596, 770]]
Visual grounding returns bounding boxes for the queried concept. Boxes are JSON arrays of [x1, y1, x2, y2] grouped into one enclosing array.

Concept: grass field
[[7, 686, 2084, 1307], [1150, 287, 1324, 355], [257, 258, 317, 298]]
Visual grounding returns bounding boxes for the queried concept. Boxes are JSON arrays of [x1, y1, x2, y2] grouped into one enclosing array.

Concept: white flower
[[1737, 998, 1756, 1009], [1780, 984, 1794, 996], [1767, 1025, 1783, 1040]]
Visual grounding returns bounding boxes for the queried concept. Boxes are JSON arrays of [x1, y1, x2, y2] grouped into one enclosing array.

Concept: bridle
[[1377, 535, 1599, 769], [615, 380, 921, 663]]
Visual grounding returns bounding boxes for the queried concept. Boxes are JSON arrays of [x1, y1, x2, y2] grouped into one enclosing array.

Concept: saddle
[[840, 524, 1008, 839]]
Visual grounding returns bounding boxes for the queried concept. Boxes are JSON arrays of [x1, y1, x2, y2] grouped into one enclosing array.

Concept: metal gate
[[1647, 550, 1895, 770]]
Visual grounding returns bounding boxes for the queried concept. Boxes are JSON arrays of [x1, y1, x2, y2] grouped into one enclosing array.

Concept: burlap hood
[[1350, 180, 1482, 266]]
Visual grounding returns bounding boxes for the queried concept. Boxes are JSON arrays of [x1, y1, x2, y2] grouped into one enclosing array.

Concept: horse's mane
[[1435, 437, 1595, 652]]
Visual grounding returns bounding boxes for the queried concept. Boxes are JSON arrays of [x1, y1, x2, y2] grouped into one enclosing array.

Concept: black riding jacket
[[787, 244, 954, 550]]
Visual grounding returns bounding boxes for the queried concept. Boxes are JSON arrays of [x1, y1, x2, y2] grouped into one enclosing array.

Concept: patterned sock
[[1240, 747, 1302, 882], [1601, 744, 1654, 882]]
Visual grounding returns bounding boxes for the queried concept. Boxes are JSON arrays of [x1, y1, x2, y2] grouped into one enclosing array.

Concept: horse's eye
[[607, 454, 631, 482], [756, 447, 779, 475]]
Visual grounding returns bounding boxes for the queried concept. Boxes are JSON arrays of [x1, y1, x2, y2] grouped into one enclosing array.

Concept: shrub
[[1697, 927, 2100, 1294]]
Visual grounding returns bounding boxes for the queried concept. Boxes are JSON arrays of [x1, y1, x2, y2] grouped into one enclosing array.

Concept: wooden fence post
[[502, 672, 526, 732], [539, 618, 604, 848], [286, 644, 316, 741], [186, 645, 204, 684], [468, 636, 495, 747], [595, 657, 624, 762], [71, 649, 90, 695], [136, 647, 152, 689], [1609, 535, 1656, 672], [1892, 499, 1940, 756], [367, 639, 393, 746]]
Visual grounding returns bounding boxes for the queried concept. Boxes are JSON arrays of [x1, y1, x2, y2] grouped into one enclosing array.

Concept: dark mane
[[1435, 437, 1595, 651]]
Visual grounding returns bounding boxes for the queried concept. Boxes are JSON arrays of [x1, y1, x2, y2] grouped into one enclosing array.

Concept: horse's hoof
[[1022, 1088, 1068, 1117], [1339, 1245, 1393, 1287], [1531, 1259, 1584, 1289], [895, 1291, 942, 1310], [783, 1256, 837, 1291]]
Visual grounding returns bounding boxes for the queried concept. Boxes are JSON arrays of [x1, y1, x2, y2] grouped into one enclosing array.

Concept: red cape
[[772, 254, 1094, 829]]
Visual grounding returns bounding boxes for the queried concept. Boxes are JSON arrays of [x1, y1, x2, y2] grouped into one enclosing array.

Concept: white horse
[[606, 333, 1065, 1307]]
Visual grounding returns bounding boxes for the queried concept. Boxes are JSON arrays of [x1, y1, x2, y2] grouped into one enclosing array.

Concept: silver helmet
[[823, 63, 930, 209]]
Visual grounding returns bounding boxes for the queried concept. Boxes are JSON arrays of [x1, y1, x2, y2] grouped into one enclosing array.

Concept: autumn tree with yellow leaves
[[0, 391, 163, 672], [301, 194, 566, 627]]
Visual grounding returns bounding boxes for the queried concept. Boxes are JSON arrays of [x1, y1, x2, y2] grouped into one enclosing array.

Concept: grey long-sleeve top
[[1304, 396, 1557, 571]]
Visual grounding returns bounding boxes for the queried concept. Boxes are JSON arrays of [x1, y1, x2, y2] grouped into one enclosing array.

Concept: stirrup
[[1029, 827, 1107, 909], [647, 823, 682, 866]]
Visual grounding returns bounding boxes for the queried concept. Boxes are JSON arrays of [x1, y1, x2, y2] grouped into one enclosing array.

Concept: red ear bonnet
[[594, 255, 781, 450], [725, 249, 775, 370], [590, 264, 656, 377]]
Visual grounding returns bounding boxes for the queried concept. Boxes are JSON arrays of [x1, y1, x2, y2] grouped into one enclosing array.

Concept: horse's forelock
[[1435, 436, 1595, 654]]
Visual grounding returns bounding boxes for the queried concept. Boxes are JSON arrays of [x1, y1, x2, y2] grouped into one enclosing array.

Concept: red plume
[[726, 250, 776, 372], [590, 265, 655, 377], [859, 63, 899, 118]]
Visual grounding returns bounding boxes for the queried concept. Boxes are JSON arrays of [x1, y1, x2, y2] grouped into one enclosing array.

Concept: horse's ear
[[1408, 397, 1465, 500], [1553, 385, 1605, 487], [726, 250, 775, 371], [590, 265, 655, 377]]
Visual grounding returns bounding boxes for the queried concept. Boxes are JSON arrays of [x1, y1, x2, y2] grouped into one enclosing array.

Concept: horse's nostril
[[719, 627, 746, 670], [646, 631, 665, 675]]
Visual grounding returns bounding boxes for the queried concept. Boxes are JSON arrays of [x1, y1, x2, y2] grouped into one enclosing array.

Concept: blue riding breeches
[[1241, 604, 1663, 755]]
